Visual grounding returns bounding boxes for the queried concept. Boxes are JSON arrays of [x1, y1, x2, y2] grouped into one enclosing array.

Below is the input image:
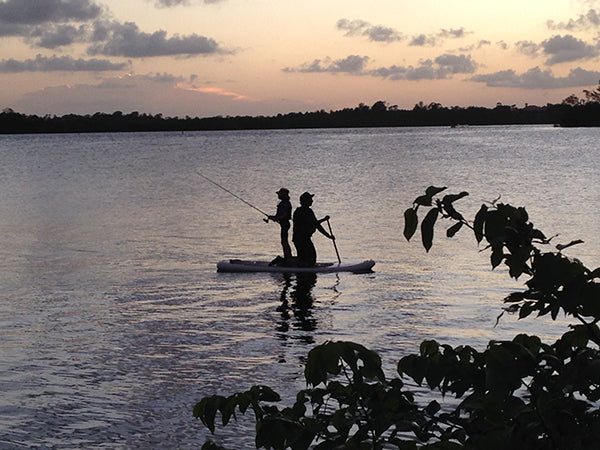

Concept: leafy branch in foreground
[[195, 187, 600, 449], [404, 186, 600, 345]]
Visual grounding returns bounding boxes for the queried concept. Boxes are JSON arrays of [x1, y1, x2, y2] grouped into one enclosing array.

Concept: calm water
[[0, 126, 598, 448]]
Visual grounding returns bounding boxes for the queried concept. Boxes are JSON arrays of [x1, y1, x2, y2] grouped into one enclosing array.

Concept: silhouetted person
[[268, 187, 293, 262], [292, 192, 334, 267]]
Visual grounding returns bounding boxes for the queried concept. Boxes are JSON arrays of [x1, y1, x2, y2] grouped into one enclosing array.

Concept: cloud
[[409, 27, 469, 47], [337, 18, 469, 46], [547, 8, 600, 30], [28, 23, 89, 48], [0, 0, 102, 26], [370, 54, 477, 80], [0, 0, 226, 58], [470, 66, 600, 89], [284, 53, 477, 80], [435, 54, 478, 73], [515, 40, 541, 57], [86, 21, 223, 57], [541, 34, 599, 64], [11, 73, 306, 117], [0, 54, 128, 72], [283, 55, 370, 73], [150, 0, 225, 6], [0, 0, 103, 41], [182, 85, 248, 101], [336, 19, 404, 43]]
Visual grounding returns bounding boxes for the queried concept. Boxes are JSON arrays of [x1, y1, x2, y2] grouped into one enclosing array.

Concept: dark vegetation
[[195, 187, 600, 449], [1, 83, 599, 133]]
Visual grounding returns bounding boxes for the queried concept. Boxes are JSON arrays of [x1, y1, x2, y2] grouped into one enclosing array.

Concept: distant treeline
[[1, 100, 599, 134]]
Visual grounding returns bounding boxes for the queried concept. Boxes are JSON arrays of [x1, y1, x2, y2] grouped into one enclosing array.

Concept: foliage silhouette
[[194, 187, 600, 449], [2, 83, 600, 134]]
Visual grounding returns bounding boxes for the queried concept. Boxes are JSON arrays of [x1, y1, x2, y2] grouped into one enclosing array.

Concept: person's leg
[[281, 225, 292, 261], [306, 240, 317, 266], [294, 237, 311, 267]]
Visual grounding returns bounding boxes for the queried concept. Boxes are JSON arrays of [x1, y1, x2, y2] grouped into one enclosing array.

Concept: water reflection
[[275, 273, 318, 343]]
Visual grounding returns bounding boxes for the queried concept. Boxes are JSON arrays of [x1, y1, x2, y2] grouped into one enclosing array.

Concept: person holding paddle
[[292, 192, 335, 267], [268, 187, 293, 262]]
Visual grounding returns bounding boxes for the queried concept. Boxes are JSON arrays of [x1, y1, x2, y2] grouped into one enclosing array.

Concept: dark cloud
[[86, 21, 223, 57], [0, 0, 102, 26], [470, 66, 600, 89], [28, 23, 89, 48], [369, 53, 477, 80], [0, 54, 128, 72], [284, 53, 477, 80], [283, 55, 369, 73], [336, 19, 404, 43], [0, 0, 225, 58], [547, 9, 600, 30], [541, 34, 599, 64], [435, 54, 478, 73]]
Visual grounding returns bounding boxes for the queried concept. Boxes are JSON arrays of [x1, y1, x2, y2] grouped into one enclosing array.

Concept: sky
[[1, 0, 600, 118]]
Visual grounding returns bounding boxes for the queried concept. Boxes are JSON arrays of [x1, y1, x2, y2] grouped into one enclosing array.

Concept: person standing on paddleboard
[[292, 192, 334, 267], [268, 188, 293, 262]]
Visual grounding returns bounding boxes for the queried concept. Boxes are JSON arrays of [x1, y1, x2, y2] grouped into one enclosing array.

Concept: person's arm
[[269, 203, 287, 222], [316, 215, 334, 239]]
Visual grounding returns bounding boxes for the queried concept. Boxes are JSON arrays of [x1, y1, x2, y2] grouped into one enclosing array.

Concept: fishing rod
[[197, 171, 270, 221]]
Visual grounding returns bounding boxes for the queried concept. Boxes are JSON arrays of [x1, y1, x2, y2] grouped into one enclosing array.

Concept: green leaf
[[404, 208, 418, 241], [421, 208, 439, 252], [446, 221, 463, 238]]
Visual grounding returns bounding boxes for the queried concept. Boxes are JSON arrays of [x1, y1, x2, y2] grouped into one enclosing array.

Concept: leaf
[[425, 185, 447, 197], [446, 221, 463, 238], [420, 340, 440, 357], [555, 239, 584, 251], [484, 209, 507, 244], [404, 208, 418, 241], [254, 385, 281, 402], [414, 186, 447, 207], [414, 194, 433, 206], [473, 204, 487, 243], [421, 208, 439, 252], [442, 191, 469, 204], [425, 400, 441, 416], [194, 395, 223, 433], [491, 244, 504, 269]]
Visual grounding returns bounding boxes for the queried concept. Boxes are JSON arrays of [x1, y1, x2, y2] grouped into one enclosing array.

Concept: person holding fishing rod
[[292, 192, 335, 267], [267, 188, 293, 263], [197, 173, 296, 263]]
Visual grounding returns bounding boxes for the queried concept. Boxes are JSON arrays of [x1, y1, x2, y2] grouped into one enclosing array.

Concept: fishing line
[[196, 171, 269, 219]]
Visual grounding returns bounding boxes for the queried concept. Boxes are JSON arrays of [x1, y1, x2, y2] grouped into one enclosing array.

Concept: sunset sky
[[1, 0, 600, 117]]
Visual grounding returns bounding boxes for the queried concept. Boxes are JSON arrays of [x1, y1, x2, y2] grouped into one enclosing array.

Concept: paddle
[[326, 218, 341, 264]]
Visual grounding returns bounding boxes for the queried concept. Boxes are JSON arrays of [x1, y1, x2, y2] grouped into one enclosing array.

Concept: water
[[0, 126, 598, 448]]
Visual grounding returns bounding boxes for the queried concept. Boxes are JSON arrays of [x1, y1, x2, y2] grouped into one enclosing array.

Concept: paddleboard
[[217, 259, 375, 273]]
